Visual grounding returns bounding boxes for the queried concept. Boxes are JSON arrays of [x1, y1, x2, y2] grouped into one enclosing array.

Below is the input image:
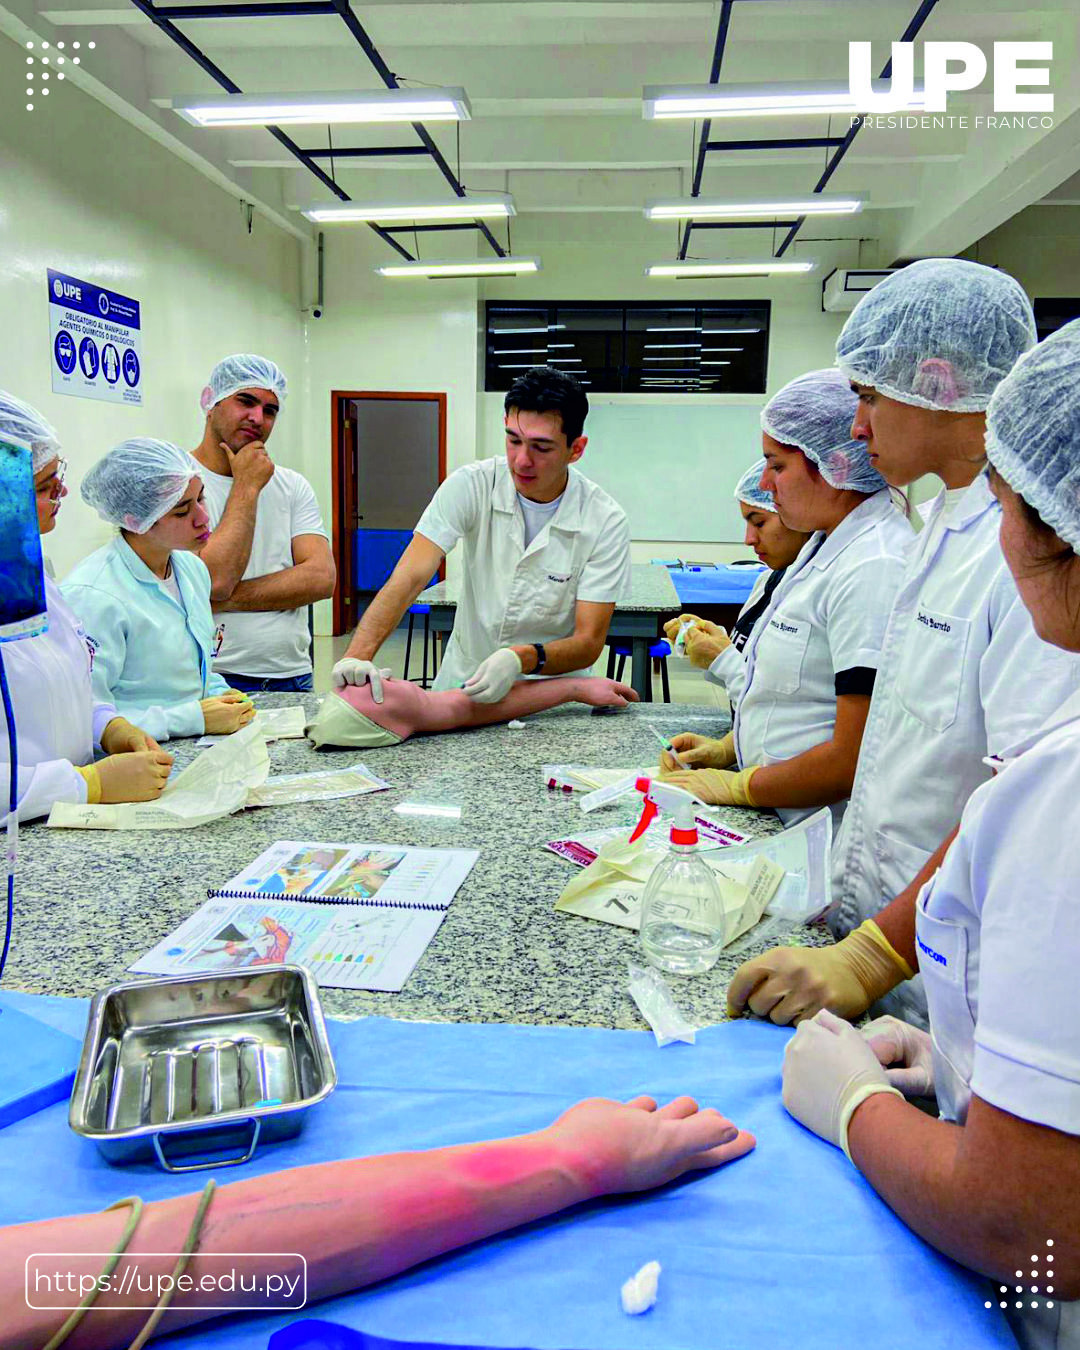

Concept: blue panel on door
[[353, 530, 440, 593]]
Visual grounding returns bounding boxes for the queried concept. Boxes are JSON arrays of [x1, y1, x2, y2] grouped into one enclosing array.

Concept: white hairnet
[[761, 367, 884, 493], [0, 389, 61, 473], [836, 259, 1035, 412], [734, 458, 776, 513], [82, 438, 200, 534], [985, 318, 1080, 555], [201, 354, 288, 414]]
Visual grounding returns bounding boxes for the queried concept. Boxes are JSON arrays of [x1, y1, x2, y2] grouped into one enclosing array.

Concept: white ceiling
[[3, 0, 1079, 263]]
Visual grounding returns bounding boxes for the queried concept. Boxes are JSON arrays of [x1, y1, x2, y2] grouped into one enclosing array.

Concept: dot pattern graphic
[[986, 1241, 1056, 1313], [23, 32, 93, 109]]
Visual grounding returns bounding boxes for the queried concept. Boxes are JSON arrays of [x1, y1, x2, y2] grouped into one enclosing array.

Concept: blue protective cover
[[670, 564, 765, 607], [0, 996, 1016, 1350], [269, 1319, 544, 1350], [0, 997, 81, 1129]]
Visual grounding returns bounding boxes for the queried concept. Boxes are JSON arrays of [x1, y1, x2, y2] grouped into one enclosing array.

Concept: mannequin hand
[[863, 1015, 935, 1097], [463, 648, 523, 703], [658, 765, 760, 807], [330, 658, 391, 703]]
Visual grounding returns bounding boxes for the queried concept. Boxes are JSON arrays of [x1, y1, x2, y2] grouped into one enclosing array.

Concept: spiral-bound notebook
[[129, 840, 479, 991]]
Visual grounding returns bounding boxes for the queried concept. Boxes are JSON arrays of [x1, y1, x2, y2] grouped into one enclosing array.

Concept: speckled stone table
[[417, 563, 681, 701], [9, 693, 832, 1028]]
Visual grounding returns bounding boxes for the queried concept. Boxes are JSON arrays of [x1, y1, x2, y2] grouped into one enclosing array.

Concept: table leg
[[630, 637, 651, 703]]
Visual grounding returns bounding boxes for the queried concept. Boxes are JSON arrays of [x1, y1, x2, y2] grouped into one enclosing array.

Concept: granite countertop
[[418, 563, 678, 614], [10, 693, 832, 1029]]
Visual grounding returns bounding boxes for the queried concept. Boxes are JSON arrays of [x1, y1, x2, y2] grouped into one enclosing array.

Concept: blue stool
[[403, 604, 434, 688], [606, 638, 671, 703]]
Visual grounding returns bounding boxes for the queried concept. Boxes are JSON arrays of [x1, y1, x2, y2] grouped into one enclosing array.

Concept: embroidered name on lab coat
[[916, 611, 952, 634], [916, 932, 948, 968], [770, 618, 801, 637], [547, 572, 572, 584]]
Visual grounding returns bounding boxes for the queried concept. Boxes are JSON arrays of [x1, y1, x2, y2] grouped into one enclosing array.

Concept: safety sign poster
[[48, 268, 142, 406]]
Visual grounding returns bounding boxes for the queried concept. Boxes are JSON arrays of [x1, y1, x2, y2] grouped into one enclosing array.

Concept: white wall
[[0, 31, 304, 583]]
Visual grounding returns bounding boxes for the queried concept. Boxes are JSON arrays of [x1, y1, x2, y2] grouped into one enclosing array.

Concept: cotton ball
[[620, 1260, 661, 1316], [507, 719, 526, 729]]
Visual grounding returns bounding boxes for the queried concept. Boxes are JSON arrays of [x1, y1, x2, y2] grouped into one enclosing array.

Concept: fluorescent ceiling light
[[644, 356, 700, 363], [175, 88, 471, 127], [701, 360, 732, 365], [499, 364, 538, 369], [706, 327, 762, 334], [493, 348, 550, 355], [645, 343, 702, 349], [547, 343, 574, 348], [702, 346, 742, 352], [646, 259, 816, 278], [645, 326, 700, 332], [548, 358, 582, 364], [645, 195, 864, 221], [303, 194, 513, 224], [492, 325, 565, 334], [642, 81, 924, 120], [378, 257, 541, 279]]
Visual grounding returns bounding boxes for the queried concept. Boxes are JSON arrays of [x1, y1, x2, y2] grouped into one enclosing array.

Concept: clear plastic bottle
[[633, 779, 730, 977]]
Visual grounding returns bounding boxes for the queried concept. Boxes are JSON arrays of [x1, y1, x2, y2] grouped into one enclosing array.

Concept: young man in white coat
[[727, 259, 1080, 1030], [333, 366, 630, 704]]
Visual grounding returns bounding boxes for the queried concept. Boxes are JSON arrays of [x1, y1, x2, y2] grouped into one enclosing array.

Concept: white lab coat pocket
[[872, 829, 933, 906], [753, 615, 811, 696], [916, 887, 976, 1122], [896, 606, 971, 733]]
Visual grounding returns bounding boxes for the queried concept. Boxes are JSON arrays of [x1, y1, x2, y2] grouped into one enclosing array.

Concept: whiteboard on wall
[[578, 401, 766, 542]]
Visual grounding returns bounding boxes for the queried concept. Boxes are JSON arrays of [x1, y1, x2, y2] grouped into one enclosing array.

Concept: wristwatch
[[532, 642, 547, 674]]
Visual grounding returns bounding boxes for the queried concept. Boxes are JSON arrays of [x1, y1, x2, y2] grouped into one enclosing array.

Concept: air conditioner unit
[[822, 268, 899, 313]]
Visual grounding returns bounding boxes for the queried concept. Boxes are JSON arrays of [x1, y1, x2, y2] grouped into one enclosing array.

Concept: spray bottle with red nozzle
[[632, 777, 730, 976]]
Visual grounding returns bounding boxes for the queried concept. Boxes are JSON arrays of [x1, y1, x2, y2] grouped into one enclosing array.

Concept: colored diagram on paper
[[322, 849, 405, 900], [247, 845, 349, 894]]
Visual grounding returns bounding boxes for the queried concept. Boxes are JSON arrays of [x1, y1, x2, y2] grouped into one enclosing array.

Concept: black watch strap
[[532, 642, 547, 674]]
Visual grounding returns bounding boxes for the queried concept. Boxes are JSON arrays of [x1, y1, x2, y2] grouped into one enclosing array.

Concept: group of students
[[4, 256, 1080, 1348]]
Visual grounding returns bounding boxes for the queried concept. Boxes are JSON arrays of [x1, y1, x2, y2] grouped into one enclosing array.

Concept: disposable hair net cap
[[986, 317, 1080, 555], [201, 354, 288, 414], [81, 438, 200, 534], [836, 258, 1035, 412], [734, 458, 775, 512], [0, 389, 61, 473], [761, 367, 884, 493]]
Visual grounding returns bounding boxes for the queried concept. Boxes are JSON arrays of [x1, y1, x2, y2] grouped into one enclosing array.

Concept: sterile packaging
[[627, 962, 696, 1046], [393, 771, 466, 823]]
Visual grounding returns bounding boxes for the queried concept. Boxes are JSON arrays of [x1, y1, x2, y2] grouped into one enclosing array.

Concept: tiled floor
[[313, 628, 728, 709]]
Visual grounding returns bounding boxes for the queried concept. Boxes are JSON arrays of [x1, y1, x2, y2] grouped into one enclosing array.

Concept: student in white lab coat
[[0, 393, 172, 823], [662, 458, 813, 707], [728, 260, 1080, 1031], [782, 321, 1080, 1350], [660, 369, 912, 823], [62, 440, 257, 743], [332, 365, 630, 704]]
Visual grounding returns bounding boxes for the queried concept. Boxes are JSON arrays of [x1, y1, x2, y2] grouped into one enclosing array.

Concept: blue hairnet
[[836, 259, 1035, 412], [734, 458, 775, 512], [82, 438, 200, 534], [986, 318, 1080, 554], [761, 367, 884, 492], [0, 389, 61, 473], [201, 354, 288, 413]]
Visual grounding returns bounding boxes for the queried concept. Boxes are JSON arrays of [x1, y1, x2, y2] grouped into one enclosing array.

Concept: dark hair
[[504, 366, 589, 444]]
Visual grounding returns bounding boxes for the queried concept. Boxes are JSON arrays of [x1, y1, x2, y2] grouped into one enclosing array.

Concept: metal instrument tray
[[69, 965, 336, 1172]]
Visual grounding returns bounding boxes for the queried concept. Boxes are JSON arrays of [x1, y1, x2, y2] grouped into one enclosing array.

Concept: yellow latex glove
[[77, 751, 173, 803], [726, 918, 916, 1023], [99, 716, 161, 755], [663, 612, 704, 645], [684, 624, 732, 670], [74, 763, 102, 804], [201, 693, 256, 735], [659, 731, 737, 772], [658, 765, 760, 807]]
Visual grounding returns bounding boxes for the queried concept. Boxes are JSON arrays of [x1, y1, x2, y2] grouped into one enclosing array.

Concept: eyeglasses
[[35, 457, 67, 499]]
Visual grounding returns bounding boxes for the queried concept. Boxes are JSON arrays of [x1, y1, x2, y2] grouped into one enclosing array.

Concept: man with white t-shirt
[[193, 354, 336, 692], [333, 366, 631, 703]]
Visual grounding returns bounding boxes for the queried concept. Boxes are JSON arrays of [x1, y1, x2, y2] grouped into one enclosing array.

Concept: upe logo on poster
[[53, 278, 82, 302], [850, 41, 1054, 130]]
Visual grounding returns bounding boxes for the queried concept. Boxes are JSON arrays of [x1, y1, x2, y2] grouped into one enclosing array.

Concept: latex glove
[[659, 765, 760, 807], [863, 1015, 935, 1097], [782, 1009, 904, 1160], [660, 731, 736, 772], [330, 658, 390, 703], [543, 1094, 756, 1198], [463, 648, 523, 703], [726, 918, 916, 1023], [200, 692, 256, 735], [684, 624, 731, 670], [99, 716, 162, 756], [77, 750, 174, 804], [663, 613, 704, 645]]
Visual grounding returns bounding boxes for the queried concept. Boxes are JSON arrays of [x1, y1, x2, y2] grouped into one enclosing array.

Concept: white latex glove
[[782, 1008, 903, 1161], [331, 658, 391, 704], [462, 648, 523, 703], [863, 1015, 935, 1098]]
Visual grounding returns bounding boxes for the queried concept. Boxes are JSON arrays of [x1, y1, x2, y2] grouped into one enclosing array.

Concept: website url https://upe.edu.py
[[856, 115, 1056, 130], [25, 1252, 308, 1311]]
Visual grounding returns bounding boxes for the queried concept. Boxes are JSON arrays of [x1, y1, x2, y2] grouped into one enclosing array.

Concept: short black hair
[[503, 365, 589, 444]]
